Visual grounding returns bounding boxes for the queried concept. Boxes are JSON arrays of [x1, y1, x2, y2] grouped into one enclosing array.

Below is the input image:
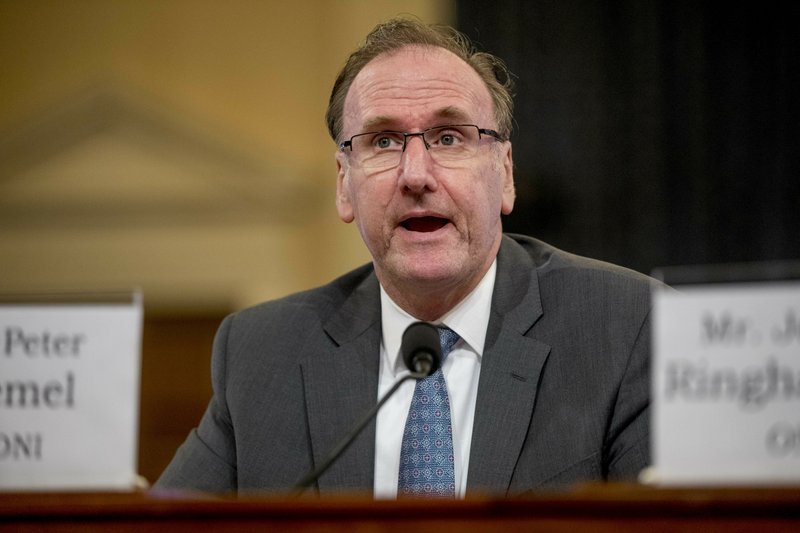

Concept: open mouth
[[400, 216, 449, 233]]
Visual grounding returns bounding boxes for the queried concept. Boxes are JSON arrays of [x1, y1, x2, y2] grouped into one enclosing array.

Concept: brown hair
[[325, 18, 515, 143]]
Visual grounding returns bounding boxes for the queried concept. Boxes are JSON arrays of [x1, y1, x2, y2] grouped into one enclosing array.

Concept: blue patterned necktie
[[398, 326, 460, 497]]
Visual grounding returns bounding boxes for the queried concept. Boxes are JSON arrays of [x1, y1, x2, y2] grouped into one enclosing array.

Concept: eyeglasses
[[339, 124, 505, 172]]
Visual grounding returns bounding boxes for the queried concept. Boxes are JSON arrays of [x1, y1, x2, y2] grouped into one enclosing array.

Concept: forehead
[[342, 45, 495, 134]]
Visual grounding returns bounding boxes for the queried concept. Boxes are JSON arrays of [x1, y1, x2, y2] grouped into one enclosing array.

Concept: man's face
[[336, 45, 515, 304]]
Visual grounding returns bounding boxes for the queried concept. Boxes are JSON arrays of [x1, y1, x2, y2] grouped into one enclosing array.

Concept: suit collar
[[323, 268, 381, 347], [467, 235, 551, 495], [302, 269, 381, 494], [490, 234, 544, 336]]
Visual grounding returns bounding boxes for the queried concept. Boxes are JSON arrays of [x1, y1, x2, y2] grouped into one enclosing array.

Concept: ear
[[335, 151, 355, 223], [500, 142, 515, 215]]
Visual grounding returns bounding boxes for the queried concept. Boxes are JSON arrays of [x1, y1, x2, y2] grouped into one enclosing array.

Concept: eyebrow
[[361, 106, 473, 132]]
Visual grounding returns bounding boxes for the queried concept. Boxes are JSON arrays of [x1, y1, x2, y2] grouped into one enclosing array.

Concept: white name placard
[[0, 293, 143, 490], [652, 282, 800, 484]]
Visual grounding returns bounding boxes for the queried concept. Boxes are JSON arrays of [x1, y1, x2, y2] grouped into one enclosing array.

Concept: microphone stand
[[292, 321, 440, 496], [292, 370, 426, 495]]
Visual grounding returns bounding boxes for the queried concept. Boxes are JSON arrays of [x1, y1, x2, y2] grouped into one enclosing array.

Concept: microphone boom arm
[[292, 370, 426, 494], [292, 321, 441, 495]]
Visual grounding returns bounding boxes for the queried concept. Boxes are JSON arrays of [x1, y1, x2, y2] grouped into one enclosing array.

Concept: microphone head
[[401, 321, 442, 376]]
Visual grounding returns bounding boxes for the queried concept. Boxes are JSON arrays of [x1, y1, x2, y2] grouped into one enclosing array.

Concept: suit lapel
[[467, 236, 551, 495], [302, 270, 381, 494]]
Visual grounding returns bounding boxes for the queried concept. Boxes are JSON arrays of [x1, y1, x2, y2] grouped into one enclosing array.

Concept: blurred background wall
[[1, 0, 797, 485], [1, 0, 459, 311], [458, 0, 799, 274], [0, 0, 454, 484]]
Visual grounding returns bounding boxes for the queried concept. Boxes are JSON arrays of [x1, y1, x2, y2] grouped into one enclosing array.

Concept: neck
[[377, 260, 494, 322], [384, 286, 470, 322]]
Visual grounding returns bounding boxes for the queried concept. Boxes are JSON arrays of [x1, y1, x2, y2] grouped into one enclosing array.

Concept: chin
[[397, 261, 465, 287]]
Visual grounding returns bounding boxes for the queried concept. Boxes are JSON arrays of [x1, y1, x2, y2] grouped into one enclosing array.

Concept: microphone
[[292, 321, 441, 494], [402, 321, 442, 376]]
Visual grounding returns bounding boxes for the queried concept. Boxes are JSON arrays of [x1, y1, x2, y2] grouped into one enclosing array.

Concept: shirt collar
[[380, 259, 497, 377]]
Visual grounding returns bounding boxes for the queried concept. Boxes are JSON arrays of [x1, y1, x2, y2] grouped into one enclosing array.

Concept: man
[[156, 18, 655, 497]]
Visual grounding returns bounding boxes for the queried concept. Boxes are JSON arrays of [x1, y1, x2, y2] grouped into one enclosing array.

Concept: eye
[[430, 127, 465, 147], [440, 133, 457, 146], [370, 133, 403, 150]]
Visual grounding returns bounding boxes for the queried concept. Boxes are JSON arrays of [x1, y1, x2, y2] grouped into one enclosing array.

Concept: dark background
[[456, 0, 799, 275]]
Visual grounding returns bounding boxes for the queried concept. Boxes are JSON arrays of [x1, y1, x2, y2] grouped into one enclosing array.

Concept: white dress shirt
[[373, 260, 496, 499]]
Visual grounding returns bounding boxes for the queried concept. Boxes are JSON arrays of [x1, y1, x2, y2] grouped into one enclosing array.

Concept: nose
[[398, 135, 437, 193]]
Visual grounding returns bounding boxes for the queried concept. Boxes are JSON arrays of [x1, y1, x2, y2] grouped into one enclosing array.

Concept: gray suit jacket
[[156, 234, 656, 496]]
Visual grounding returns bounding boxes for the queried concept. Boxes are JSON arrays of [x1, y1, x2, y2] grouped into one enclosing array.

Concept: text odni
[[0, 432, 42, 461], [3, 327, 86, 357]]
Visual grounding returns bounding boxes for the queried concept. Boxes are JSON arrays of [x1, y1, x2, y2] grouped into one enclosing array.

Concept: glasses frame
[[339, 124, 505, 165]]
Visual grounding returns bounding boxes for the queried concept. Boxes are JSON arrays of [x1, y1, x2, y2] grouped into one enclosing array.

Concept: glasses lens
[[351, 131, 404, 170], [423, 125, 480, 162]]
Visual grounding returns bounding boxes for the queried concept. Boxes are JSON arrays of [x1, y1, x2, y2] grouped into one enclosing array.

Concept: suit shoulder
[[225, 262, 375, 330], [503, 234, 662, 316], [507, 233, 657, 288]]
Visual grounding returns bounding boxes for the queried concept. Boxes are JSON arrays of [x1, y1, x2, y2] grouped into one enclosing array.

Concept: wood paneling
[[138, 314, 224, 485]]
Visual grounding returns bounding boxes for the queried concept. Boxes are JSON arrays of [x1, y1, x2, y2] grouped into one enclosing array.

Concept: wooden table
[[2, 485, 799, 532]]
